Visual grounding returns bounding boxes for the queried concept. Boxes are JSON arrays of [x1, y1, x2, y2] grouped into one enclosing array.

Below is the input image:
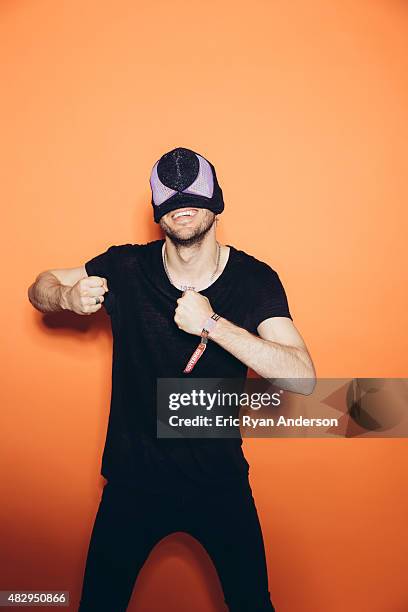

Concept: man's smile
[[171, 208, 199, 224]]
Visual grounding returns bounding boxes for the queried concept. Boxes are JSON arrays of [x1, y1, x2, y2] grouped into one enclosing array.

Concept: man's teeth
[[174, 210, 196, 219]]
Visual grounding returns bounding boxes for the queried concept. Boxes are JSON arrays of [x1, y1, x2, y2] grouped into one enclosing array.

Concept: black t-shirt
[[84, 239, 293, 492]]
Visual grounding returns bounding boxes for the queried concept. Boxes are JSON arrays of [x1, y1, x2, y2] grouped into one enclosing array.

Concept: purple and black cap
[[150, 147, 224, 223]]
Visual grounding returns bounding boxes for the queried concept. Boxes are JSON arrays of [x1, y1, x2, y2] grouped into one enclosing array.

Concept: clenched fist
[[174, 289, 214, 336], [66, 276, 109, 315]]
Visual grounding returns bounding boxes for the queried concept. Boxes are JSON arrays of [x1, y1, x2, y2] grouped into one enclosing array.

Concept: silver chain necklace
[[162, 241, 221, 292]]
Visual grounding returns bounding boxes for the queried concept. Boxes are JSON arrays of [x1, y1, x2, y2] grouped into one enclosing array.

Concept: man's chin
[[165, 229, 201, 246], [159, 211, 215, 246]]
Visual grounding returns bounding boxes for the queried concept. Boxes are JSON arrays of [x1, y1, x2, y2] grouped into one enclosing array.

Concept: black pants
[[78, 478, 276, 611]]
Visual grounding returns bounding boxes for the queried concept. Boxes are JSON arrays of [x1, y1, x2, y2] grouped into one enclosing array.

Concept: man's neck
[[164, 233, 221, 285]]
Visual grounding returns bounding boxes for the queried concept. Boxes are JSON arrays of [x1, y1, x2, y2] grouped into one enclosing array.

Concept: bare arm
[[209, 316, 316, 395], [174, 290, 317, 395], [27, 270, 73, 313], [27, 265, 108, 314]]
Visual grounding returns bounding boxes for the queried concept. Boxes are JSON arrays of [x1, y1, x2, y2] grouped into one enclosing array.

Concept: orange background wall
[[1, 1, 407, 610]]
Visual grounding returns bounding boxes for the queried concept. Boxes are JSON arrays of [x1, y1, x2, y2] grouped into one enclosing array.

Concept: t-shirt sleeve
[[84, 244, 130, 296], [249, 264, 293, 332]]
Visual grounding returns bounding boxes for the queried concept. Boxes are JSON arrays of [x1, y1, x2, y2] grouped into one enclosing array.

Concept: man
[[28, 147, 316, 611]]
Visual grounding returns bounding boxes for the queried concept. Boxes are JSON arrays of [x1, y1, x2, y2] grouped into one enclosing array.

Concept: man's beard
[[159, 210, 216, 248]]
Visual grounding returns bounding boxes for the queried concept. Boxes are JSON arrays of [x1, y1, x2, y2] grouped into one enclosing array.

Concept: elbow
[[262, 350, 317, 395], [27, 281, 44, 312], [27, 283, 34, 305], [282, 355, 317, 396], [297, 358, 317, 395], [265, 374, 316, 396], [296, 375, 316, 396], [284, 375, 316, 396]]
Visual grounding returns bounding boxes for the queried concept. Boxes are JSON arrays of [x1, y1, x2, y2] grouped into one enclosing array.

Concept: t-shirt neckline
[[156, 238, 235, 296]]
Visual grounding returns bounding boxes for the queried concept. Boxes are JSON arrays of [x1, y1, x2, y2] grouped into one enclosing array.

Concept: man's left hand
[[174, 290, 214, 336]]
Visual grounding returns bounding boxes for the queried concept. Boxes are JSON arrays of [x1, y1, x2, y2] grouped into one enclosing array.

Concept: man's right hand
[[64, 276, 109, 315]]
